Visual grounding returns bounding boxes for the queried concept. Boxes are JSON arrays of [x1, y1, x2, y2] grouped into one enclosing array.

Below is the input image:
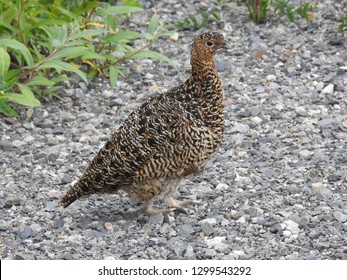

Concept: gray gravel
[[1, 0, 346, 260]]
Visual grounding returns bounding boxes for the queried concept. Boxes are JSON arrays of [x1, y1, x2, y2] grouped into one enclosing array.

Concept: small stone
[[104, 222, 114, 232], [0, 220, 8, 231], [245, 206, 263, 217], [216, 183, 230, 190], [61, 175, 73, 184], [204, 236, 225, 247], [201, 222, 214, 236], [170, 32, 179, 41], [255, 86, 265, 93], [321, 84, 334, 94], [295, 106, 307, 116], [205, 249, 217, 257], [319, 188, 333, 200], [169, 241, 186, 257], [216, 62, 227, 72], [232, 123, 250, 134], [333, 212, 347, 223], [266, 74, 276, 82], [342, 120, 347, 128], [315, 81, 325, 91], [149, 213, 164, 225], [104, 256, 116, 260], [47, 151, 59, 163], [311, 182, 324, 193], [102, 90, 114, 98], [179, 224, 194, 235], [145, 73, 154, 80], [12, 140, 26, 147], [283, 220, 300, 235], [4, 197, 21, 208], [313, 242, 330, 250], [184, 245, 195, 259], [48, 190, 60, 197], [18, 226, 33, 239], [84, 123, 96, 132], [251, 116, 263, 125], [0, 140, 14, 151], [14, 253, 34, 260], [111, 98, 124, 106], [299, 150, 312, 158], [54, 219, 65, 228], [318, 119, 335, 127], [199, 218, 217, 226], [236, 216, 246, 223], [82, 229, 105, 239]]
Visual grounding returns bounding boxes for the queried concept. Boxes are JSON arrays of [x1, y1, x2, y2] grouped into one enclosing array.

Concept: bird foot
[[166, 198, 193, 214], [144, 206, 175, 215], [144, 199, 193, 215]]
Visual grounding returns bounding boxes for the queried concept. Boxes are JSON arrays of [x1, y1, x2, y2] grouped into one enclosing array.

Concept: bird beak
[[217, 42, 229, 53]]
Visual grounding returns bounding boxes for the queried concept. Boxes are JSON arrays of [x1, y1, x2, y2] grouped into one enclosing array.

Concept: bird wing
[[78, 91, 214, 192]]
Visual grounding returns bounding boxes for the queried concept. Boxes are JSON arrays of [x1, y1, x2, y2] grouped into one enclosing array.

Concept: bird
[[60, 31, 227, 214]]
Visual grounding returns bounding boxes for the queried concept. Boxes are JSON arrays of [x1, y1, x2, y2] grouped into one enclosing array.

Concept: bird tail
[[60, 181, 91, 208]]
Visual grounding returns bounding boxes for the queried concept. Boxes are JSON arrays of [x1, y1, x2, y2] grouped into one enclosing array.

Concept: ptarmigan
[[61, 31, 227, 214]]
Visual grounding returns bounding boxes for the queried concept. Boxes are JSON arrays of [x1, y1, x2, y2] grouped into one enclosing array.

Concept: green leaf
[[286, 7, 295, 22], [0, 79, 15, 91], [54, 5, 80, 20], [1, 84, 41, 107], [122, 0, 141, 7], [81, 50, 104, 60], [37, 60, 88, 83], [160, 30, 178, 36], [54, 46, 89, 60], [147, 14, 160, 36], [52, 25, 68, 47], [109, 66, 121, 87], [26, 75, 55, 87], [131, 50, 177, 68], [70, 29, 106, 40], [4, 69, 20, 83], [107, 6, 143, 15], [0, 99, 18, 117], [0, 19, 17, 33], [0, 47, 11, 76], [103, 30, 142, 43], [0, 39, 34, 67], [42, 86, 63, 96]]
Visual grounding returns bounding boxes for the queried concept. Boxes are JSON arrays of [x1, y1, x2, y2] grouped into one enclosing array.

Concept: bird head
[[191, 31, 227, 62]]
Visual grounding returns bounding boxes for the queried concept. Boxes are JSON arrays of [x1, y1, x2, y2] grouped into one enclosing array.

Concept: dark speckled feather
[[61, 31, 227, 214]]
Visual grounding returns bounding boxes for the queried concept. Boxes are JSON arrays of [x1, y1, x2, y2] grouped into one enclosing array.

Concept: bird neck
[[191, 59, 217, 80], [190, 59, 223, 98]]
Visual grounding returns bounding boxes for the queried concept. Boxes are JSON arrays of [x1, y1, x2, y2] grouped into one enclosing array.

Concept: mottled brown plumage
[[61, 31, 227, 214]]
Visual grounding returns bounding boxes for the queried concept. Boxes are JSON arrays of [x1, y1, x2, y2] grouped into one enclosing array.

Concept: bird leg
[[163, 180, 192, 213], [144, 199, 174, 215], [142, 180, 193, 215]]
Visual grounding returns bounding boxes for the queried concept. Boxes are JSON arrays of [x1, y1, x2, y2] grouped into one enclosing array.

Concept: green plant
[[241, 0, 314, 24], [338, 13, 347, 32], [175, 0, 226, 31], [176, 10, 210, 31], [0, 0, 176, 117]]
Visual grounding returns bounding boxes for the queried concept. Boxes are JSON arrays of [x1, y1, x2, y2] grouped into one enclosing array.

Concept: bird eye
[[206, 41, 214, 47]]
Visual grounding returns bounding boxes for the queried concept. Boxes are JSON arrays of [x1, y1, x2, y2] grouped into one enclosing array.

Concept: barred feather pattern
[[60, 31, 226, 211]]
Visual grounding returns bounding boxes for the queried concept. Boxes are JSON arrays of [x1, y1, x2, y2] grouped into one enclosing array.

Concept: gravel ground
[[1, 0, 347, 260]]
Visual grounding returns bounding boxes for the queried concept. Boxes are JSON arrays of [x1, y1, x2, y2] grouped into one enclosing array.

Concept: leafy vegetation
[[338, 13, 347, 32], [176, 0, 225, 31], [176, 0, 315, 30], [241, 0, 315, 24], [0, 0, 175, 117]]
